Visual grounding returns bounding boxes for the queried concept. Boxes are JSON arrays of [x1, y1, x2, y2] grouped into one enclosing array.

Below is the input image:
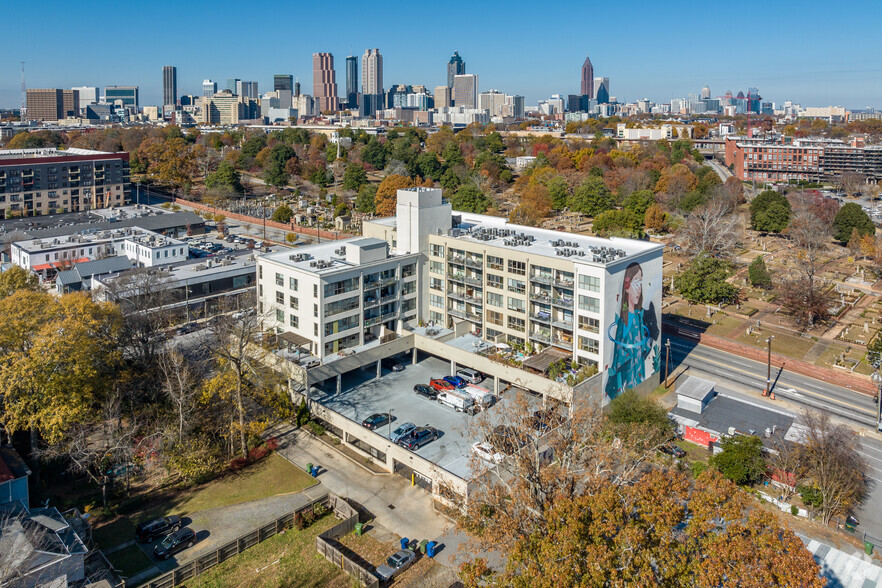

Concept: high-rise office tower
[[236, 80, 258, 99], [26, 89, 79, 122], [294, 80, 301, 97], [701, 83, 711, 100], [203, 79, 217, 98], [312, 53, 338, 112], [105, 86, 139, 109], [434, 86, 452, 109], [580, 55, 594, 98], [274, 75, 293, 92], [452, 74, 478, 109], [226, 78, 240, 93], [345, 56, 358, 108], [162, 65, 177, 107], [447, 51, 465, 88], [71, 86, 99, 108], [362, 49, 383, 95], [594, 77, 610, 104]]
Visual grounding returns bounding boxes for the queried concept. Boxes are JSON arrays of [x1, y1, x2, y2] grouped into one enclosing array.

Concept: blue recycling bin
[[310, 465, 319, 477], [427, 541, 436, 558], [400, 537, 409, 550]]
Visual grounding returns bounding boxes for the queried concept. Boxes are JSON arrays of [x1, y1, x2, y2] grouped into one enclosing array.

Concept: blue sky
[[2, 0, 881, 110]]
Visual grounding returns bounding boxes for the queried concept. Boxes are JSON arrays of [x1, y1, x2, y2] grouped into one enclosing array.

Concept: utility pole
[[763, 335, 774, 397], [664, 338, 671, 388]]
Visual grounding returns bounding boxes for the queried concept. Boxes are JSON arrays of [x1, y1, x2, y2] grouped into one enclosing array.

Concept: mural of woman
[[604, 261, 660, 401]]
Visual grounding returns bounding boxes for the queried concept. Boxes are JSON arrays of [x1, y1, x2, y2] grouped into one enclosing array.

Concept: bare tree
[[798, 410, 867, 525], [767, 437, 805, 501], [838, 172, 867, 198], [157, 348, 201, 445], [781, 208, 832, 328], [676, 198, 740, 258]]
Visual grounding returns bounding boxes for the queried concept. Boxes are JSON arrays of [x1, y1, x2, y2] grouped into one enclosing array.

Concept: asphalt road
[[667, 335, 882, 542]]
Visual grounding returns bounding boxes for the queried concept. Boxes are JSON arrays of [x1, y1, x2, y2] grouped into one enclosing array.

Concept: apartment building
[[0, 148, 129, 217], [258, 238, 421, 358], [259, 188, 663, 400]]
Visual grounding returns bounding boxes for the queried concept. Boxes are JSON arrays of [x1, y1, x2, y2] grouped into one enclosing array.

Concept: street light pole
[[873, 371, 882, 432], [764, 336, 774, 397], [664, 338, 671, 388], [388, 408, 394, 440]]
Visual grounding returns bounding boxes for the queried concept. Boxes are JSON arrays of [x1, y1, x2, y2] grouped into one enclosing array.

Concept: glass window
[[579, 336, 599, 354], [276, 291, 284, 304], [578, 295, 600, 313], [289, 277, 299, 290], [579, 275, 600, 292], [487, 255, 504, 270], [508, 260, 526, 275], [487, 292, 503, 308], [430, 277, 444, 291], [430, 294, 444, 308], [289, 314, 299, 328], [429, 310, 444, 323], [429, 260, 443, 274], [508, 297, 525, 313], [487, 310, 503, 326], [275, 272, 284, 286], [290, 296, 299, 310], [275, 309, 285, 322], [507, 316, 525, 332], [507, 278, 525, 294], [487, 274, 503, 289], [324, 295, 359, 317], [578, 315, 599, 333], [430, 244, 444, 257]]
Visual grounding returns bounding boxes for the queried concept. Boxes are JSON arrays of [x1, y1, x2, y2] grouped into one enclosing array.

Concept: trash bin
[[419, 539, 428, 555], [355, 523, 364, 536], [306, 462, 313, 474], [400, 537, 409, 550], [311, 465, 320, 476], [427, 541, 436, 558], [866, 541, 874, 556]]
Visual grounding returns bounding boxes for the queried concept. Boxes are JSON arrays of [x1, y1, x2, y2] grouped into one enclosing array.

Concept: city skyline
[[2, 0, 881, 110]]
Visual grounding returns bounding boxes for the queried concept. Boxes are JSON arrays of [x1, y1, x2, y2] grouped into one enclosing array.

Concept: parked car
[[382, 357, 405, 372], [362, 413, 392, 430], [660, 444, 686, 459], [413, 384, 437, 399], [455, 368, 483, 384], [398, 426, 439, 450], [531, 408, 565, 432], [437, 390, 475, 413], [375, 548, 416, 582], [153, 527, 197, 560], [390, 422, 416, 443], [471, 441, 504, 464], [443, 375, 467, 389], [135, 516, 181, 543], [429, 379, 455, 392]]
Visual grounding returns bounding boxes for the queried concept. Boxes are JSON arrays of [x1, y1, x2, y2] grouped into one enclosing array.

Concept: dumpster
[[419, 539, 428, 555], [355, 523, 364, 536], [427, 541, 436, 558], [400, 537, 409, 550], [866, 541, 874, 556], [845, 521, 857, 532]]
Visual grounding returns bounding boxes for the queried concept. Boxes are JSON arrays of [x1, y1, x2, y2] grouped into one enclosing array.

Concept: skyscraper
[[162, 65, 177, 107], [105, 86, 139, 109], [226, 78, 240, 93], [26, 89, 79, 122], [274, 75, 293, 92], [312, 53, 338, 112], [345, 56, 358, 108], [362, 49, 383, 95], [447, 51, 465, 88], [594, 77, 610, 104], [203, 79, 217, 98], [580, 55, 594, 98], [236, 80, 258, 99], [434, 86, 452, 109], [701, 83, 711, 100], [453, 74, 478, 109]]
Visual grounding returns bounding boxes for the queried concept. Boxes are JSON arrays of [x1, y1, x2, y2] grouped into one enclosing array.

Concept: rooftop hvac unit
[[310, 261, 317, 267]]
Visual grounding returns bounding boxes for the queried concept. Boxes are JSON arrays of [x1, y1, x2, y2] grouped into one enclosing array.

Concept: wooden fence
[[315, 495, 379, 588], [141, 492, 329, 588]]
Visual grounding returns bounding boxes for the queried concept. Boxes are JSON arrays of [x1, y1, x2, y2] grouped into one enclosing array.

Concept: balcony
[[529, 292, 553, 304], [552, 318, 574, 330], [552, 297, 574, 309], [364, 280, 380, 291], [530, 274, 553, 285], [380, 276, 397, 287], [448, 308, 482, 322], [554, 278, 575, 289], [448, 291, 482, 305], [464, 258, 483, 269], [529, 331, 551, 344], [530, 312, 551, 324], [380, 294, 397, 304], [552, 338, 573, 351]]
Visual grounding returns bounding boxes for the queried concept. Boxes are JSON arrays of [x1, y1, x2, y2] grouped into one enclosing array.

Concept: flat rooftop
[[0, 147, 118, 161], [311, 354, 539, 480], [13, 225, 184, 252], [447, 212, 662, 266], [671, 393, 795, 439], [260, 237, 415, 275]]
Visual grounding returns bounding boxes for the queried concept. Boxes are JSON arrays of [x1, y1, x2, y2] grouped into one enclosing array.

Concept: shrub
[[248, 446, 269, 461], [313, 503, 328, 518], [691, 462, 707, 478], [230, 457, 249, 471], [265, 438, 279, 451], [306, 421, 326, 436], [791, 505, 799, 516], [294, 511, 305, 530]]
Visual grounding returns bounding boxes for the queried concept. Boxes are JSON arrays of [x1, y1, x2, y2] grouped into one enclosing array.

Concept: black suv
[[153, 527, 197, 560], [398, 426, 439, 450], [413, 384, 437, 399], [135, 515, 181, 543], [661, 444, 686, 458]]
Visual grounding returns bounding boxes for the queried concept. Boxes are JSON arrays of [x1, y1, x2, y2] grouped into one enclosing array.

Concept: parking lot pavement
[[310, 355, 513, 480]]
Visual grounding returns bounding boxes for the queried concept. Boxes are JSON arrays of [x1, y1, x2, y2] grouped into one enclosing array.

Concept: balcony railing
[[529, 331, 551, 344], [529, 292, 553, 304], [465, 258, 483, 269], [448, 291, 483, 304], [554, 278, 575, 289], [363, 297, 379, 308], [530, 274, 553, 285], [530, 313, 551, 323], [551, 338, 573, 350], [552, 319, 574, 330], [448, 308, 482, 322], [363, 280, 380, 290], [552, 297, 574, 309]]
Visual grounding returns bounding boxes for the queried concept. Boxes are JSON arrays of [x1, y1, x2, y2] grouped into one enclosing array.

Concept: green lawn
[[93, 453, 315, 550], [180, 515, 345, 588], [105, 544, 153, 579]]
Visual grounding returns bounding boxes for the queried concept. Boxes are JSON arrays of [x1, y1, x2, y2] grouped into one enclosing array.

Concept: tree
[[271, 204, 294, 223], [569, 177, 615, 217], [677, 199, 740, 258], [360, 137, 388, 169], [622, 189, 655, 217], [342, 163, 368, 191], [654, 163, 697, 200], [205, 161, 244, 194], [375, 174, 414, 217], [677, 256, 739, 304], [158, 348, 201, 446], [451, 185, 493, 214], [832, 202, 875, 242], [782, 209, 832, 328], [606, 388, 673, 442], [643, 203, 669, 233], [798, 411, 867, 525], [592, 209, 644, 238], [510, 183, 551, 226], [838, 171, 867, 197], [709, 435, 767, 485], [750, 190, 792, 232], [355, 184, 377, 214], [748, 255, 773, 289], [546, 175, 569, 209], [264, 144, 296, 188], [0, 266, 40, 298]]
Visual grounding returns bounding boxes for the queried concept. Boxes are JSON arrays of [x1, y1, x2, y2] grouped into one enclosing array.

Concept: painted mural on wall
[[604, 260, 661, 402]]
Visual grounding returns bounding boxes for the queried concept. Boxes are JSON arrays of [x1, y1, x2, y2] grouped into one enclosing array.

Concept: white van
[[462, 385, 495, 409], [455, 368, 483, 384], [437, 390, 475, 413]]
